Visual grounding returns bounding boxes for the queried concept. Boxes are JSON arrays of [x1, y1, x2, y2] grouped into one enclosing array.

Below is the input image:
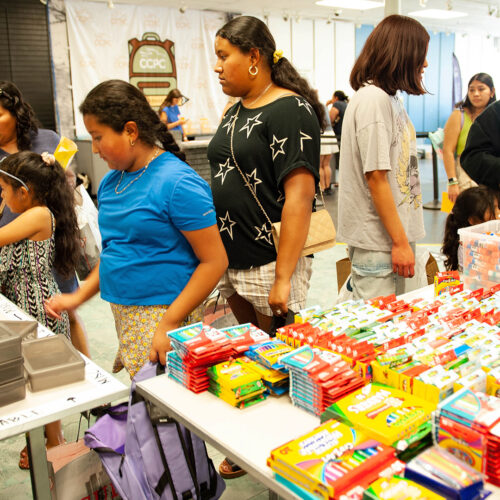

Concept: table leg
[[27, 427, 52, 500], [268, 491, 279, 500]]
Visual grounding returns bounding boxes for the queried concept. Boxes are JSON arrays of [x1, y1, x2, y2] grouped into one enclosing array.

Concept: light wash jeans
[[348, 243, 416, 300]]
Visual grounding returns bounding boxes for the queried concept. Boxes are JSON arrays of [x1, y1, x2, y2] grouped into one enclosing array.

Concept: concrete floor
[[0, 155, 450, 499]]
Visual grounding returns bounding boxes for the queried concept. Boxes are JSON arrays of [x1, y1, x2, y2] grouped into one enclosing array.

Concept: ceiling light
[[107, 0, 114, 7], [316, 0, 383, 10], [408, 8, 468, 19]]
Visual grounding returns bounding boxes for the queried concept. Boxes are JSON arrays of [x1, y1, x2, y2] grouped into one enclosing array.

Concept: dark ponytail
[[334, 90, 349, 102], [79, 80, 185, 162], [0, 151, 80, 278], [442, 186, 497, 270], [216, 16, 325, 131]]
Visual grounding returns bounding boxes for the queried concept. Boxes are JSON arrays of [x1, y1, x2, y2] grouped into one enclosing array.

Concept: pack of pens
[[321, 383, 435, 448], [206, 359, 266, 409], [435, 388, 500, 484], [404, 446, 487, 500], [267, 419, 395, 499], [280, 345, 366, 415]]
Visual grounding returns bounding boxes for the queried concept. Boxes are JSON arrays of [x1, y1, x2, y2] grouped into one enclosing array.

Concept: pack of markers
[[404, 446, 487, 500], [434, 388, 500, 485], [244, 339, 294, 371], [321, 383, 435, 449], [166, 351, 210, 393], [237, 355, 289, 396], [267, 419, 395, 500], [280, 345, 366, 416], [207, 359, 266, 409], [219, 323, 269, 355]]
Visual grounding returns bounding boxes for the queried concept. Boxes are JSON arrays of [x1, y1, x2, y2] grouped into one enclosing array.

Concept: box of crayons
[[363, 476, 446, 499], [321, 383, 435, 447], [267, 419, 395, 500]]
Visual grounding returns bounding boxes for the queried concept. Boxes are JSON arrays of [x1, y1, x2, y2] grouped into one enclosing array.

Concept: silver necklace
[[242, 82, 273, 108], [115, 147, 160, 195]]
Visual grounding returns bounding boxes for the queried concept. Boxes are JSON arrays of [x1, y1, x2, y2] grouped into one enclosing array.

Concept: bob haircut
[[350, 15, 430, 96]]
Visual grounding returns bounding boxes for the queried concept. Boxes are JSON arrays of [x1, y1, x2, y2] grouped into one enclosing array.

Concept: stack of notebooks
[[321, 383, 435, 449], [167, 323, 232, 393], [280, 346, 366, 416], [267, 419, 395, 500], [434, 388, 500, 485], [207, 360, 266, 408], [220, 323, 269, 355]]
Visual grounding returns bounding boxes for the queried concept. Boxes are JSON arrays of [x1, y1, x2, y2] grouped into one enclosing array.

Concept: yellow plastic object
[[53, 137, 78, 169]]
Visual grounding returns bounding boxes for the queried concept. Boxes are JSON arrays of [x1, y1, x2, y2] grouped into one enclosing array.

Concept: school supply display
[[229, 103, 336, 257], [280, 345, 366, 415], [85, 362, 226, 500], [267, 419, 395, 500], [207, 359, 266, 409], [322, 383, 435, 449], [404, 446, 485, 500]]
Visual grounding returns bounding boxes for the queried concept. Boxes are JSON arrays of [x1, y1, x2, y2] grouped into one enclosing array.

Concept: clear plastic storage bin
[[22, 335, 85, 392], [0, 376, 26, 406], [0, 320, 38, 342], [0, 328, 22, 364], [458, 220, 500, 291]]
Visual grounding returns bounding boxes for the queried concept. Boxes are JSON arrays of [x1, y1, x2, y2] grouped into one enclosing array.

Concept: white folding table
[[0, 295, 129, 500]]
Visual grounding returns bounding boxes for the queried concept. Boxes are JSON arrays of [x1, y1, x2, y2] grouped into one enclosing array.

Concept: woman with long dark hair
[[443, 73, 495, 202], [338, 15, 429, 300], [207, 15, 323, 478]]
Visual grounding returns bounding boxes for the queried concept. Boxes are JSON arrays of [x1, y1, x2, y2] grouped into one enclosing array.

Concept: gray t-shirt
[[338, 84, 425, 251]]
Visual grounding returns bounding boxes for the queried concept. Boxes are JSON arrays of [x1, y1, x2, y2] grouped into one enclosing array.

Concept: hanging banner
[[65, 0, 227, 138]]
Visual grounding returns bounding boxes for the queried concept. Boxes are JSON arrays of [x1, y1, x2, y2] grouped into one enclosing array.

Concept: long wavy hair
[[80, 80, 185, 161], [458, 73, 496, 111], [350, 15, 429, 96], [0, 151, 80, 278], [442, 186, 499, 270], [216, 16, 325, 130], [0, 81, 39, 151]]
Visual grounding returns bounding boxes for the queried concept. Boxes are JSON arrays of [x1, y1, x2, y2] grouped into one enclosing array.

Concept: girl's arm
[[268, 167, 316, 316], [443, 110, 462, 202], [149, 225, 228, 366], [0, 207, 50, 246], [159, 111, 168, 124], [365, 170, 415, 278], [45, 262, 100, 318], [330, 106, 340, 124]]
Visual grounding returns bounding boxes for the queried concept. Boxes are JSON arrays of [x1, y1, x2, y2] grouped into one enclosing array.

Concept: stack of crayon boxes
[[458, 220, 500, 291], [434, 388, 500, 486], [280, 345, 365, 416], [207, 359, 266, 408], [267, 419, 396, 500]]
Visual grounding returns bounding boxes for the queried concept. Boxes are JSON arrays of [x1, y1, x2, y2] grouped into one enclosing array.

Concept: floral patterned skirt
[[110, 303, 203, 378]]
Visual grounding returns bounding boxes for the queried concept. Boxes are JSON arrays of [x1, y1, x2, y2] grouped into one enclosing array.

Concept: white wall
[[454, 33, 500, 100]]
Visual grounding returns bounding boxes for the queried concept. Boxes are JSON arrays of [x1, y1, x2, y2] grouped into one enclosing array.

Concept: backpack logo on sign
[[84, 363, 226, 500]]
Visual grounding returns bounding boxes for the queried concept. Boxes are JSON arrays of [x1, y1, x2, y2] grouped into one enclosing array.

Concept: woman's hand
[[149, 325, 175, 366], [45, 293, 81, 319], [268, 277, 291, 317], [448, 183, 460, 203]]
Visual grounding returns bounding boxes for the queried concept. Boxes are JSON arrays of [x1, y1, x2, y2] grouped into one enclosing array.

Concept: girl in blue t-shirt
[[46, 80, 228, 378], [159, 88, 188, 142]]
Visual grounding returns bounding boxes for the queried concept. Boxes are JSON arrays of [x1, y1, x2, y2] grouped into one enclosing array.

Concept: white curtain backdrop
[[65, 0, 227, 138]]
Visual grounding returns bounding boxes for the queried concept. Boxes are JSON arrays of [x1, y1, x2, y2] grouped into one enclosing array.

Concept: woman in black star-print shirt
[[207, 16, 323, 335]]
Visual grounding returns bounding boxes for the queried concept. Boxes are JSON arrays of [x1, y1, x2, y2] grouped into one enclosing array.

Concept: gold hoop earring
[[249, 66, 258, 77], [130, 139, 135, 147]]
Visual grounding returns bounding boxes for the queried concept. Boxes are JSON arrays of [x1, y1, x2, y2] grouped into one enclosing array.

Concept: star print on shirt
[[239, 112, 263, 138], [296, 97, 313, 115], [219, 211, 237, 240], [222, 114, 237, 135], [245, 169, 262, 191], [270, 135, 287, 161], [254, 223, 273, 245], [300, 130, 312, 152], [214, 157, 234, 184]]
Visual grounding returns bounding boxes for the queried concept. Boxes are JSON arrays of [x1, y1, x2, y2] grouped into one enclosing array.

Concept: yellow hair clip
[[273, 49, 283, 64]]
